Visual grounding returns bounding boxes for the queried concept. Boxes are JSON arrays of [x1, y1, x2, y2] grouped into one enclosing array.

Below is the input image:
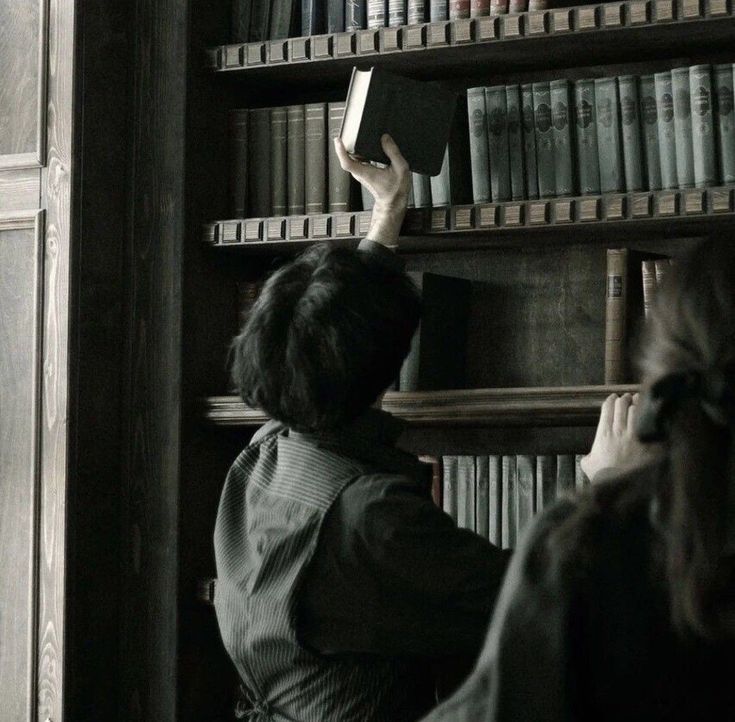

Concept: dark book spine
[[271, 107, 288, 216], [471, 0, 491, 16], [249, 0, 270, 40], [490, 0, 508, 12], [441, 456, 458, 522], [328, 102, 351, 212], [388, 0, 407, 25], [605, 247, 629, 385], [515, 455, 536, 539], [672, 66, 695, 188], [486, 85, 511, 202], [690, 64, 717, 188], [456, 456, 476, 531], [346, 0, 368, 29], [467, 87, 491, 203], [475, 456, 490, 539], [368, 0, 388, 26], [595, 77, 624, 193], [449, 0, 471, 18], [287, 105, 305, 215], [654, 72, 678, 190], [412, 173, 432, 207], [714, 64, 735, 184], [501, 455, 517, 549], [551, 79, 574, 197], [430, 0, 448, 21], [642, 259, 656, 319], [506, 84, 526, 200], [556, 455, 575, 496], [488, 456, 502, 546], [229, 110, 249, 217], [532, 82, 555, 198], [419, 455, 443, 509], [271, 0, 295, 38], [305, 103, 327, 214], [247, 108, 271, 217], [328, 0, 346, 32], [618, 75, 645, 191], [521, 83, 539, 199], [639, 74, 662, 191], [573, 79, 600, 195], [535, 455, 557, 511], [407, 0, 426, 22], [231, 0, 253, 42], [302, 0, 325, 35]]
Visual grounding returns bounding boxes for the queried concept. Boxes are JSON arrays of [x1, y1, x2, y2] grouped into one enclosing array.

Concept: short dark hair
[[231, 244, 421, 432]]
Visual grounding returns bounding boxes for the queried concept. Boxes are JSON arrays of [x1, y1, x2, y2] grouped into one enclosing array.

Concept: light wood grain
[[0, 168, 42, 211]]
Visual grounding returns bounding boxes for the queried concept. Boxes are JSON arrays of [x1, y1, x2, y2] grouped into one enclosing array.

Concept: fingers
[[627, 392, 640, 434], [334, 137, 364, 176], [613, 393, 633, 435], [598, 393, 616, 435], [380, 134, 409, 175]]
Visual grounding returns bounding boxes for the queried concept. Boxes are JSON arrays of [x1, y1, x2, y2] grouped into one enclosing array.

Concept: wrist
[[365, 204, 406, 246]]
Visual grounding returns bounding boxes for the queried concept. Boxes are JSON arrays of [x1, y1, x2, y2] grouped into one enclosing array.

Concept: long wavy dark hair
[[639, 238, 735, 639]]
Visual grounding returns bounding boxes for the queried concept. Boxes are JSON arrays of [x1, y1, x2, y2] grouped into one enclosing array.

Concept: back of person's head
[[639, 238, 735, 640], [230, 244, 421, 433]]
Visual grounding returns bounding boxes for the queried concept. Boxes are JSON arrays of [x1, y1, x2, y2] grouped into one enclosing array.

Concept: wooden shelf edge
[[202, 385, 639, 427]]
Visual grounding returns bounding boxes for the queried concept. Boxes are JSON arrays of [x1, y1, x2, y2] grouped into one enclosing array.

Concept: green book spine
[[430, 147, 451, 207], [287, 105, 305, 215], [411, 173, 432, 207], [506, 85, 526, 200], [639, 74, 662, 191], [467, 87, 491, 203], [229, 110, 249, 216], [271, 107, 288, 216], [532, 82, 556, 198], [618, 75, 645, 192], [305, 103, 327, 214], [672, 67, 695, 188], [485, 86, 511, 202], [501, 455, 517, 549], [714, 64, 735, 184], [654, 72, 678, 189], [441, 456, 458, 522], [573, 79, 600, 195], [595, 77, 624, 193], [515, 455, 536, 540], [521, 83, 539, 199], [475, 456, 490, 539], [535, 455, 557, 511], [690, 64, 718, 188], [488, 455, 502, 547], [247, 107, 271, 217], [457, 456, 476, 531], [551, 79, 574, 197], [328, 102, 351, 212], [556, 454, 575, 497]]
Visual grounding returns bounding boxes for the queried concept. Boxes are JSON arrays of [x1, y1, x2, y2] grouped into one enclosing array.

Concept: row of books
[[467, 64, 735, 205], [423, 454, 589, 548], [231, 0, 554, 43]]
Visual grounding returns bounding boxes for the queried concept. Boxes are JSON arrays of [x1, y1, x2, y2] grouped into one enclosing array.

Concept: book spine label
[[271, 107, 288, 216], [474, 456, 490, 539], [412, 173, 432, 207], [471, 0, 491, 16], [449, 0, 471, 18], [595, 77, 624, 193], [368, 0, 387, 27], [501, 455, 517, 550], [532, 82, 555, 198], [639, 74, 662, 191], [430, 147, 451, 207], [654, 72, 678, 189], [672, 67, 695, 188], [430, 0, 448, 21], [229, 110, 249, 217], [271, 0, 295, 39], [573, 79, 601, 195], [346, 0, 367, 29], [551, 79, 574, 197], [618, 75, 645, 191], [715, 64, 735, 184], [605, 247, 628, 385], [690, 64, 717, 188], [248, 108, 271, 217], [506, 85, 526, 200], [467, 88, 491, 203], [231, 0, 253, 42], [642, 260, 656, 318], [488, 456, 501, 546], [490, 0, 508, 13], [328, 102, 351, 212], [328, 0, 346, 32], [287, 105, 306, 215], [388, 0, 407, 25], [521, 84, 539, 199], [407, 0, 426, 23], [486, 86, 511, 202], [305, 103, 327, 214]]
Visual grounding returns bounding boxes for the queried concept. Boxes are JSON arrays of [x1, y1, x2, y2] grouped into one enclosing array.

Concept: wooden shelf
[[202, 385, 639, 428], [207, 0, 735, 87], [204, 185, 735, 253]]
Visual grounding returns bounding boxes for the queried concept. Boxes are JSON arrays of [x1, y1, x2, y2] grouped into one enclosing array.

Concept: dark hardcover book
[[639, 74, 662, 191], [714, 64, 735, 184], [327, 0, 346, 32], [533, 82, 555, 198], [467, 87, 491, 203], [690, 64, 717, 188], [248, 107, 271, 217], [412, 172, 432, 207], [408, 0, 427, 22], [457, 456, 476, 531], [229, 110, 249, 217], [573, 79, 600, 195], [618, 75, 645, 192], [287, 105, 306, 215], [346, 0, 368, 29], [551, 78, 575, 197], [430, 0, 449, 20], [341, 66, 458, 177], [231, 0, 253, 42], [368, 0, 387, 26], [595, 77, 624, 193], [419, 455, 443, 508], [328, 102, 351, 212], [305, 103, 327, 214], [441, 456, 458, 522], [488, 455, 502, 546], [642, 259, 656, 319], [475, 456, 490, 539], [536, 455, 557, 512], [672, 66, 695, 189], [515, 454, 536, 540], [502, 455, 517, 550], [486, 85, 511, 202], [506, 84, 525, 201], [271, 106, 288, 216], [450, 0, 471, 18], [250, 0, 270, 40], [654, 71, 678, 190], [389, 0, 407, 24], [521, 83, 539, 199], [430, 106, 472, 206], [302, 0, 325, 35], [575, 455, 588, 490], [271, 0, 296, 38], [556, 455, 576, 497]]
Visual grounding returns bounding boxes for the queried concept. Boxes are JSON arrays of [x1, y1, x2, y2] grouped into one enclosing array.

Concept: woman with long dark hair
[[423, 239, 735, 721]]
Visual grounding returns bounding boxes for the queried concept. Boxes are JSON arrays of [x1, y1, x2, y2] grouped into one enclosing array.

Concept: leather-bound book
[[271, 0, 296, 38], [229, 110, 249, 217], [271, 106, 288, 216], [551, 78, 574, 196], [287, 105, 306, 215], [328, 0, 346, 32], [618, 75, 645, 192], [672, 66, 695, 188], [654, 71, 678, 190], [305, 103, 327, 214], [247, 107, 271, 217], [471, 0, 491, 16], [328, 102, 351, 212], [346, 0, 368, 29], [467, 86, 491, 203], [449, 0, 471, 18], [573, 78, 601, 195], [249, 0, 270, 40], [639, 75, 662, 191], [407, 0, 427, 23], [231, 0, 253, 42], [690, 64, 717, 188], [302, 0, 325, 35], [368, 0, 387, 27], [388, 0, 407, 25], [714, 64, 735, 184]]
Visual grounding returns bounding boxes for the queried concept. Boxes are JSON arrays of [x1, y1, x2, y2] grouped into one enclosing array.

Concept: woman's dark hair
[[230, 243, 421, 432], [639, 238, 735, 639]]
